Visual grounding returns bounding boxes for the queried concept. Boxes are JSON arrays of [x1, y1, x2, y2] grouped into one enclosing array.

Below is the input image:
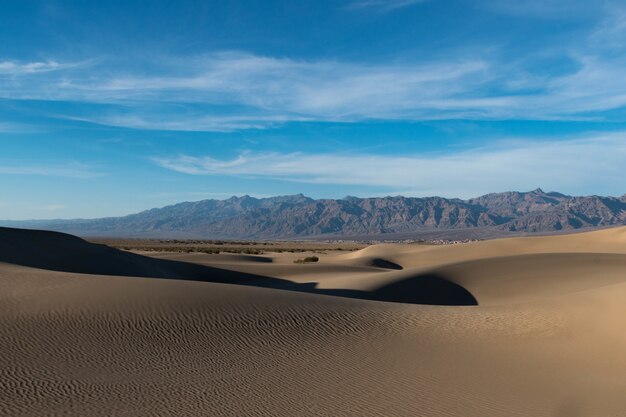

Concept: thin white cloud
[[589, 4, 626, 48], [0, 162, 102, 179], [6, 48, 626, 130], [154, 134, 626, 199], [0, 60, 62, 75], [61, 53, 490, 112], [347, 0, 427, 12], [0, 122, 37, 133], [66, 113, 315, 132], [2, 5, 626, 129], [475, 0, 604, 19], [19, 54, 495, 127]]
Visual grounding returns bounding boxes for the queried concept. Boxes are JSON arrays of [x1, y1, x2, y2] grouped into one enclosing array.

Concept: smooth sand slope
[[1, 226, 626, 416]]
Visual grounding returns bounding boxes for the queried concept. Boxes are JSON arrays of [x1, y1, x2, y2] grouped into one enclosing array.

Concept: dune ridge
[[2, 226, 626, 416]]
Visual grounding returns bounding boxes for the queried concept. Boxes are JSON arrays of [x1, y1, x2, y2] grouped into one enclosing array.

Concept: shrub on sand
[[293, 256, 319, 264]]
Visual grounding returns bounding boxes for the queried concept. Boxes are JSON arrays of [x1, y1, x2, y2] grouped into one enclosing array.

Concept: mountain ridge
[[2, 189, 625, 239]]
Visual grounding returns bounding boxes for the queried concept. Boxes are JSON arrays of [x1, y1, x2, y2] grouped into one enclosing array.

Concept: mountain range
[[2, 189, 625, 239]]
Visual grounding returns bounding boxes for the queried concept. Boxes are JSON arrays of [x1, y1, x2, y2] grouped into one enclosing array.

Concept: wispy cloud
[[0, 122, 37, 133], [62, 53, 490, 111], [347, 0, 427, 12], [589, 4, 626, 48], [66, 113, 315, 132], [3, 53, 495, 128], [0, 60, 62, 75], [0, 162, 102, 178], [2, 5, 626, 130], [474, 0, 604, 19], [154, 134, 626, 198], [4, 48, 626, 130]]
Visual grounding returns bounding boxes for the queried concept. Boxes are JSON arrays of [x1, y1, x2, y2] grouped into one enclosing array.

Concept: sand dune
[[340, 226, 626, 268], [2, 226, 626, 416]]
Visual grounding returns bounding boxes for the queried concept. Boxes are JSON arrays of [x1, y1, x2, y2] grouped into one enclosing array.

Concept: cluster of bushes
[[198, 248, 221, 254], [293, 256, 319, 264], [115, 244, 358, 255], [191, 248, 263, 254]]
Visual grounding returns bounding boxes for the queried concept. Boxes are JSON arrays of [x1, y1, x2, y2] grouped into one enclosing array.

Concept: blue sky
[[1, 0, 625, 219]]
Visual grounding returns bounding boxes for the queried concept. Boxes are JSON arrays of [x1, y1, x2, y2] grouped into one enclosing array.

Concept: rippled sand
[[2, 226, 626, 416]]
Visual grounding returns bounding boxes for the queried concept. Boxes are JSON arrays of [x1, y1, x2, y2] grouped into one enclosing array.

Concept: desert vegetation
[[89, 238, 366, 255], [293, 256, 320, 263]]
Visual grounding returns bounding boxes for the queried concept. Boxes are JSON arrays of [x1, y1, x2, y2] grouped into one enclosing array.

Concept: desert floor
[[2, 226, 626, 416]]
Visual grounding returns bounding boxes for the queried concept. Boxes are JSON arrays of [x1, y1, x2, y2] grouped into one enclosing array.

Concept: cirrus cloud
[[2, 4, 626, 131], [0, 161, 102, 179], [153, 133, 626, 198]]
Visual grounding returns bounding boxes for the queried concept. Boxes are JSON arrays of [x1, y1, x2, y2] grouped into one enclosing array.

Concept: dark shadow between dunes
[[255, 275, 477, 306], [331, 274, 476, 306], [0, 227, 476, 306], [370, 258, 403, 270]]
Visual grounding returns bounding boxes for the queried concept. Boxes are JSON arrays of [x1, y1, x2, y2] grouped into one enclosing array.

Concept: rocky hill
[[2, 189, 624, 239]]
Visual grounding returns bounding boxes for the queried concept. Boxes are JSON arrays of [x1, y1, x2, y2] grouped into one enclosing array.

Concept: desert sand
[[2, 226, 626, 416]]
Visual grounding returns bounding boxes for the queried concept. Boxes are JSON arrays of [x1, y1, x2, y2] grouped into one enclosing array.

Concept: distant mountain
[[2, 189, 625, 239]]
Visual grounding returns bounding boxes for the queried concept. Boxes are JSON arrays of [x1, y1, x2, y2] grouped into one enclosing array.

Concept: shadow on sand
[[0, 227, 477, 306]]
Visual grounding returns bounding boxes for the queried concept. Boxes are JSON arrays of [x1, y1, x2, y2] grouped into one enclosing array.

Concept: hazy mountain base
[[2, 189, 624, 239]]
